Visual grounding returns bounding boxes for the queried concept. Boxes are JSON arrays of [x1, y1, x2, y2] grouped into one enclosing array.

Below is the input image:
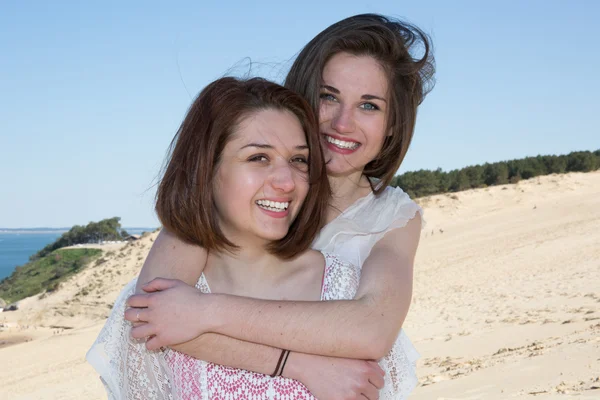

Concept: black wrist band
[[270, 349, 287, 377], [278, 350, 291, 377]]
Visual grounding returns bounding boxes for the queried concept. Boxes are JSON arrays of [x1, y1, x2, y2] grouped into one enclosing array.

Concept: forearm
[[170, 333, 373, 395], [206, 219, 420, 360], [208, 294, 394, 360], [171, 333, 284, 376]]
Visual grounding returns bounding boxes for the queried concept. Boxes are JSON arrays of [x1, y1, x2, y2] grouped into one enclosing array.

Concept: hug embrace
[[87, 13, 435, 400]]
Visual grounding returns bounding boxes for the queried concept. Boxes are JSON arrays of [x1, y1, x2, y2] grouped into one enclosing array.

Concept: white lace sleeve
[[86, 279, 174, 399], [320, 253, 419, 400], [320, 253, 361, 301]]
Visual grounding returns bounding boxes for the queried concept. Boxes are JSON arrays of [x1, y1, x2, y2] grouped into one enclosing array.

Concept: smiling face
[[319, 52, 390, 178], [213, 108, 310, 246]]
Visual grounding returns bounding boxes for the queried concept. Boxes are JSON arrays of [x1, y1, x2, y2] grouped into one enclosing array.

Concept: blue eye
[[319, 93, 337, 102], [360, 102, 379, 111]]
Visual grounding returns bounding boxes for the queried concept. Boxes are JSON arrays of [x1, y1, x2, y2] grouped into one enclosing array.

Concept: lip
[[322, 133, 361, 155], [255, 198, 292, 219], [323, 133, 360, 144], [257, 207, 290, 218], [257, 197, 292, 203]]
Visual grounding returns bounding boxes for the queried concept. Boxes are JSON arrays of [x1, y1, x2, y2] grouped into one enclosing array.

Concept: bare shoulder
[[291, 249, 326, 275], [136, 229, 207, 292], [374, 210, 422, 253]]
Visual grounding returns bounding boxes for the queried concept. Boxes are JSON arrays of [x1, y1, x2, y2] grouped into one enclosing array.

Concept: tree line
[[391, 150, 600, 199], [31, 217, 128, 260]]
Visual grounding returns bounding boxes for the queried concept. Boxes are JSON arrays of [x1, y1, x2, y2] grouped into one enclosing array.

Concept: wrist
[[203, 293, 227, 334], [281, 351, 305, 381]]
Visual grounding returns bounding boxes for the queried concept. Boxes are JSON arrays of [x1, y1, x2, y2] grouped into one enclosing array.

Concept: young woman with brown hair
[[88, 77, 385, 399], [123, 13, 435, 400]]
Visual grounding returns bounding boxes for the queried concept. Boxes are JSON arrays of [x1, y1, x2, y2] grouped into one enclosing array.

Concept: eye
[[248, 154, 269, 162], [291, 156, 308, 164], [291, 156, 309, 171], [360, 102, 380, 111], [319, 93, 337, 102]]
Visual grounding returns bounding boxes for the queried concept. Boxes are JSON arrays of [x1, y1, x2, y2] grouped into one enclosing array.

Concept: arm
[[136, 230, 285, 373], [134, 230, 386, 399], [132, 213, 421, 360], [135, 229, 207, 293], [172, 334, 385, 400], [211, 214, 420, 359]]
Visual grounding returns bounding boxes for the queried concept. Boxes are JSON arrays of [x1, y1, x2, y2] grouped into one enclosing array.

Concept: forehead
[[322, 52, 389, 96], [229, 108, 307, 149]]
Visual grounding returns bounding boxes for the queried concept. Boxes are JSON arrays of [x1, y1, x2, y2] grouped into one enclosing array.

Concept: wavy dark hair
[[285, 13, 435, 193], [156, 77, 330, 259]]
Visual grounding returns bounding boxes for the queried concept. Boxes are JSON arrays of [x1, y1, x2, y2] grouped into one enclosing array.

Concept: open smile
[[255, 199, 290, 212], [324, 134, 361, 154]]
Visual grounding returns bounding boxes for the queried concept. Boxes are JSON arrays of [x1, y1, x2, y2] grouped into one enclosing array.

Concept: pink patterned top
[[165, 253, 359, 400], [87, 253, 360, 400]]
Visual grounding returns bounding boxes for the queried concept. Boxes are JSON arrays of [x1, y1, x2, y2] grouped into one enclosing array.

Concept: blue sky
[[1, 1, 598, 228]]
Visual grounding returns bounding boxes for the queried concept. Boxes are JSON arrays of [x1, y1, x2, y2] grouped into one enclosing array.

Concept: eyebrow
[[321, 85, 387, 103], [240, 143, 309, 151]]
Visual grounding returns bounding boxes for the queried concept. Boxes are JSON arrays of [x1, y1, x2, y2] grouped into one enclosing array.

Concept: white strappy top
[[312, 185, 423, 399]]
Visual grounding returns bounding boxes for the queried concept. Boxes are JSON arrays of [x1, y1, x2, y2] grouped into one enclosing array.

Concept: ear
[[386, 127, 394, 137]]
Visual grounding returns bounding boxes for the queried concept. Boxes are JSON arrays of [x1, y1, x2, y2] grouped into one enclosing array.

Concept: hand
[[286, 352, 385, 400], [124, 278, 213, 350]]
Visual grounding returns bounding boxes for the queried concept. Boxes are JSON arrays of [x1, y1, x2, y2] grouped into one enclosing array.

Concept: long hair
[[156, 77, 330, 259], [285, 14, 435, 192]]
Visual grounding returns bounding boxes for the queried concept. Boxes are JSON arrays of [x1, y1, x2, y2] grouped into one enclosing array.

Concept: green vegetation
[[0, 248, 102, 303], [32, 217, 128, 260], [391, 150, 600, 198], [0, 217, 127, 303]]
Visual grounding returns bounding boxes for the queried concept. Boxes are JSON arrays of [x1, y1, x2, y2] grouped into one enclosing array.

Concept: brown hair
[[285, 14, 435, 193], [156, 77, 330, 259]]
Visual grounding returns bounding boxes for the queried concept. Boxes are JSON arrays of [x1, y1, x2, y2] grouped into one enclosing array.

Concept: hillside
[[1, 171, 599, 399]]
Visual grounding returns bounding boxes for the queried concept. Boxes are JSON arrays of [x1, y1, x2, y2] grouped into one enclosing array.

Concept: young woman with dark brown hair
[[122, 13, 435, 400], [87, 77, 385, 399]]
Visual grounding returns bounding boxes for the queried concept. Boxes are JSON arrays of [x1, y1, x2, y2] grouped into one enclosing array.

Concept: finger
[[130, 323, 156, 339], [367, 360, 385, 376], [124, 307, 148, 323], [362, 385, 379, 400], [142, 277, 179, 292], [127, 293, 152, 308], [368, 373, 385, 390], [146, 335, 165, 351], [366, 361, 385, 389]]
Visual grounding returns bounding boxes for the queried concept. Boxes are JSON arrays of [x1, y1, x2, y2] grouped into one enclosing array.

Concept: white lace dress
[[87, 185, 422, 399], [312, 185, 423, 399], [87, 253, 361, 399]]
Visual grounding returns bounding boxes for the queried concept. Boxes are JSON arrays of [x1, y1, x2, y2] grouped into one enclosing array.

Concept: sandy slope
[[408, 171, 600, 399], [1, 172, 598, 399]]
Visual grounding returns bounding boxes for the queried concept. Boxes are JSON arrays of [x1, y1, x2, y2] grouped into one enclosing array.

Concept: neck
[[327, 171, 372, 219], [209, 238, 287, 286]]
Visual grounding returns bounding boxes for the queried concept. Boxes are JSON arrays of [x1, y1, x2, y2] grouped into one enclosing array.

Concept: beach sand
[[1, 171, 598, 399]]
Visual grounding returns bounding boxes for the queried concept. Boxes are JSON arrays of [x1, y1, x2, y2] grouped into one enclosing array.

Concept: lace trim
[[87, 279, 174, 399], [88, 253, 418, 399]]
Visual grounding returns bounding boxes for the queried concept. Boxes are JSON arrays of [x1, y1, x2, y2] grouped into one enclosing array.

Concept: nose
[[331, 106, 355, 133], [270, 163, 296, 193]]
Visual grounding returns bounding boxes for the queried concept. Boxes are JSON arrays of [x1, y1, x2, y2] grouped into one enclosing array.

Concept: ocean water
[[0, 229, 154, 281], [0, 232, 63, 281]]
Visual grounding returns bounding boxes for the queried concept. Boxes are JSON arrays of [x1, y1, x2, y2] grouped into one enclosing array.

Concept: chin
[[257, 228, 290, 242], [325, 160, 363, 177]]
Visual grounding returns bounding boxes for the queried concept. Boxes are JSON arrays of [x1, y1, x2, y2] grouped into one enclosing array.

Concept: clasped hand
[[124, 278, 212, 350]]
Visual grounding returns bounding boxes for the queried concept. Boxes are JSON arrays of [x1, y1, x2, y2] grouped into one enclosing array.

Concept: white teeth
[[256, 200, 289, 212], [325, 135, 359, 149]]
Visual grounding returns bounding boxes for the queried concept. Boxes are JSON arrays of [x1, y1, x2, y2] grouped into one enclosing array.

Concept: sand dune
[[1, 171, 599, 399]]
